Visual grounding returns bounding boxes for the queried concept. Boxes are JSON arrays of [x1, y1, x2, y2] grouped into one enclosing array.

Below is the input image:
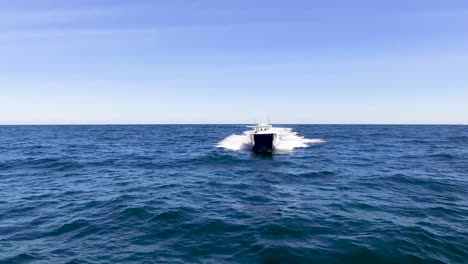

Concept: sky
[[1, 0, 467, 124]]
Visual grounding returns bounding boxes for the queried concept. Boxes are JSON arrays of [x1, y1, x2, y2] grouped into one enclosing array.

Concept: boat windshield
[[255, 123, 271, 132]]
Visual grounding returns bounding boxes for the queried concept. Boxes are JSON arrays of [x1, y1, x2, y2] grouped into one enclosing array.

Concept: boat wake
[[217, 127, 324, 152]]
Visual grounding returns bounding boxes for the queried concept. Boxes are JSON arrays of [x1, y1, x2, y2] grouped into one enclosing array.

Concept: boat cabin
[[255, 123, 272, 133]]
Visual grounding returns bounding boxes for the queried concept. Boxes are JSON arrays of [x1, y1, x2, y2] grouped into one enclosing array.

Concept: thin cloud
[[0, 7, 132, 25], [400, 8, 468, 21]]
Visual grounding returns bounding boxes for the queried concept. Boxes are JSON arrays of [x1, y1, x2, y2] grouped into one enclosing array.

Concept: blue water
[[0, 125, 467, 263]]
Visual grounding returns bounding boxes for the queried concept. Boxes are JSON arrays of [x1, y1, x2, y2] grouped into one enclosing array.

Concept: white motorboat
[[249, 123, 279, 153]]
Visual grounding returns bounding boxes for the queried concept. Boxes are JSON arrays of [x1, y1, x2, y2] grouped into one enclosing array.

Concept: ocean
[[0, 125, 467, 263]]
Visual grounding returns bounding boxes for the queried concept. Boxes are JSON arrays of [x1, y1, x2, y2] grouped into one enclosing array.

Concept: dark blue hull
[[252, 133, 275, 153]]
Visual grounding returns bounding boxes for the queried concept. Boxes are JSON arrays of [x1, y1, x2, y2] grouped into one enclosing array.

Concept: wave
[[5, 157, 85, 171], [47, 219, 91, 237], [2, 253, 37, 263], [188, 153, 247, 165], [295, 171, 336, 178], [429, 153, 455, 159], [216, 126, 324, 152]]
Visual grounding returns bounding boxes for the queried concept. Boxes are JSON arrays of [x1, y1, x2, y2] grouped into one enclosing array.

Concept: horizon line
[[0, 123, 466, 126]]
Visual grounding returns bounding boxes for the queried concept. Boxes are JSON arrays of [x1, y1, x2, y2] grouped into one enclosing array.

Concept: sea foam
[[217, 127, 324, 152]]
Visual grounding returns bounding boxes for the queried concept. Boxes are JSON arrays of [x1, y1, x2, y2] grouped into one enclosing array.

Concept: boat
[[249, 123, 279, 153]]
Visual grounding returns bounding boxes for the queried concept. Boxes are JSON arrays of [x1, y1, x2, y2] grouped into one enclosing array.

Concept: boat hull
[[252, 133, 276, 153]]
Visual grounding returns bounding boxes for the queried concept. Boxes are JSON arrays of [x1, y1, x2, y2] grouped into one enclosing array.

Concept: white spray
[[217, 126, 324, 152]]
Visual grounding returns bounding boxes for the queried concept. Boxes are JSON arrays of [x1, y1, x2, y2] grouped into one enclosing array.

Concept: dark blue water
[[0, 125, 467, 263]]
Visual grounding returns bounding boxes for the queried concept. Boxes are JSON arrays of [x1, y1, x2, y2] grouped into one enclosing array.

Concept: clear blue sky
[[1, 0, 467, 124]]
